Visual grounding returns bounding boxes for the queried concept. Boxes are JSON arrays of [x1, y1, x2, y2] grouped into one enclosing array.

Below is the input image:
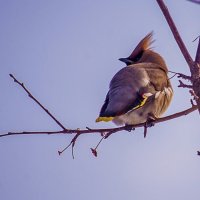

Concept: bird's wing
[[96, 65, 159, 122]]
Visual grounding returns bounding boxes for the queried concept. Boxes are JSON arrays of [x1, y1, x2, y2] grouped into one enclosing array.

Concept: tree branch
[[2, 72, 198, 156], [0, 104, 197, 156], [156, 0, 200, 114], [195, 37, 200, 64], [9, 74, 66, 130], [168, 70, 192, 81], [178, 80, 193, 89], [156, 0, 194, 69], [191, 37, 200, 113], [1, 105, 197, 139]]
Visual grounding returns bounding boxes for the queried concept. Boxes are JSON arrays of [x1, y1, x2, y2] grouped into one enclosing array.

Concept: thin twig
[[58, 132, 81, 156], [9, 74, 66, 130], [168, 71, 191, 81], [94, 136, 105, 151], [168, 73, 177, 80], [90, 136, 105, 157], [193, 35, 200, 43], [178, 80, 193, 89]]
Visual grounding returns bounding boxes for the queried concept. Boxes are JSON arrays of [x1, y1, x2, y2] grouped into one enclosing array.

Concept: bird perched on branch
[[96, 32, 173, 127]]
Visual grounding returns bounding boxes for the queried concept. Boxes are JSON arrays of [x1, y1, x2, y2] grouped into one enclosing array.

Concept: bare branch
[[1, 105, 197, 139], [156, 0, 194, 69], [177, 74, 192, 81], [178, 80, 193, 88], [1, 105, 197, 157], [90, 136, 105, 157], [169, 71, 191, 81], [9, 74, 66, 130], [156, 0, 200, 114]]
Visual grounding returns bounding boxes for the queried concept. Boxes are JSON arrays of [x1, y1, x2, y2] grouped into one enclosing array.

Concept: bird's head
[[119, 32, 167, 71]]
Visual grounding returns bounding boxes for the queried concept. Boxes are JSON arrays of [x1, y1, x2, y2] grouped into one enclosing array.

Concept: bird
[[96, 32, 173, 127]]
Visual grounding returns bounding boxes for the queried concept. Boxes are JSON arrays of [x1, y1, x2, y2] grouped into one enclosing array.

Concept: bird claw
[[143, 114, 157, 138], [146, 114, 157, 127], [145, 119, 155, 127], [125, 124, 135, 132]]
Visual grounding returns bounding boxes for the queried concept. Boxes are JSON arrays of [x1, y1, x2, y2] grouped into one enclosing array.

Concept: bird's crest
[[128, 31, 154, 61]]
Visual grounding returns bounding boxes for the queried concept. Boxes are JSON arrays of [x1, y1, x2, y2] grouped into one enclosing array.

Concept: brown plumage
[[129, 32, 154, 59], [96, 32, 173, 125]]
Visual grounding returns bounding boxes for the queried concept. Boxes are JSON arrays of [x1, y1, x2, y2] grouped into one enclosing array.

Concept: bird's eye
[[133, 50, 143, 62]]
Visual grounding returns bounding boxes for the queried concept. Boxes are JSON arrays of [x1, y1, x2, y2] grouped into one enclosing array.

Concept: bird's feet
[[143, 114, 157, 138], [145, 113, 157, 127], [145, 119, 155, 128], [124, 124, 135, 132]]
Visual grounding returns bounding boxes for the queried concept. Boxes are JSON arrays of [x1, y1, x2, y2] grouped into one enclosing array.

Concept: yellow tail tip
[[95, 117, 113, 123]]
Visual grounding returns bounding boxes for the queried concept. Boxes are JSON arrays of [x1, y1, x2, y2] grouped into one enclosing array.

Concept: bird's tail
[[95, 116, 113, 122]]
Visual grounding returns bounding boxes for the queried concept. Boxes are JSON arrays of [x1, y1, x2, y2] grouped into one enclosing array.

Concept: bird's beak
[[118, 57, 132, 65]]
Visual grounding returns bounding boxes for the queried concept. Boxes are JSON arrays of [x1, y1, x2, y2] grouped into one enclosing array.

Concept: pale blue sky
[[0, 1, 200, 200]]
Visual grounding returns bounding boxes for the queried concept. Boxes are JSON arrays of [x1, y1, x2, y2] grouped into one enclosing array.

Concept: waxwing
[[96, 32, 173, 125]]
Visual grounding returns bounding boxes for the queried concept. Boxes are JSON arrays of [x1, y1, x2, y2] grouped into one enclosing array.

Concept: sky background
[[0, 0, 200, 200]]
